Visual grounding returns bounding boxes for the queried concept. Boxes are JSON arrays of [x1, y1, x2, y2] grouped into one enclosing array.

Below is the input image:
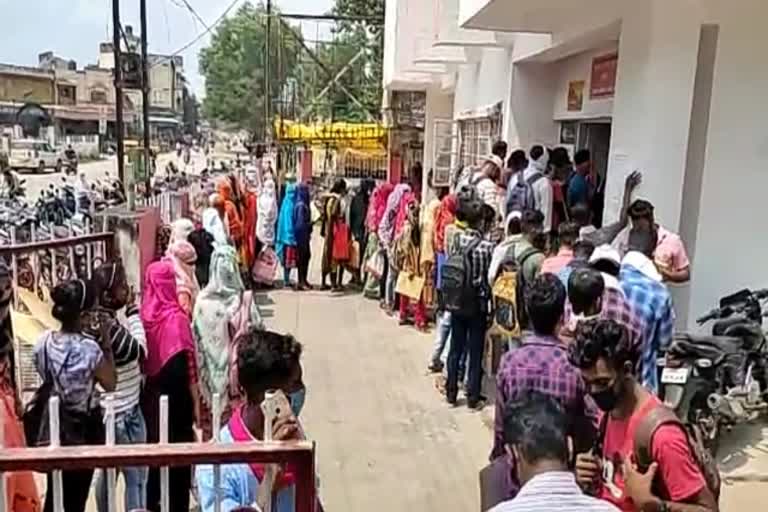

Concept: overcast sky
[[0, 0, 334, 97]]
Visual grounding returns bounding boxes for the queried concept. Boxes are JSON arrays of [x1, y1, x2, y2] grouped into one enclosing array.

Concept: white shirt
[[622, 251, 663, 282], [522, 167, 553, 233], [489, 472, 620, 512]]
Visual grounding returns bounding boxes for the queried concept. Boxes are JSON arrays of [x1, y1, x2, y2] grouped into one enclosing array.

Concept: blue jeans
[[96, 404, 148, 512], [447, 313, 486, 405], [431, 310, 452, 366]]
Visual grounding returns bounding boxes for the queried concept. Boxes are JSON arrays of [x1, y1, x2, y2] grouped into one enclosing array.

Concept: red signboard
[[590, 53, 618, 99]]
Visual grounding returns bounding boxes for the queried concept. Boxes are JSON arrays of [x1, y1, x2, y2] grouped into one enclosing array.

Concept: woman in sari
[[141, 261, 199, 512], [202, 193, 230, 247], [0, 261, 40, 512], [429, 193, 459, 372], [362, 183, 394, 299], [165, 237, 200, 318], [377, 183, 411, 312], [240, 185, 258, 270], [218, 178, 243, 249], [320, 179, 348, 291], [256, 178, 278, 254], [193, 245, 264, 440], [293, 183, 313, 290], [394, 194, 427, 330], [169, 218, 195, 245], [276, 183, 298, 287], [419, 191, 444, 311]]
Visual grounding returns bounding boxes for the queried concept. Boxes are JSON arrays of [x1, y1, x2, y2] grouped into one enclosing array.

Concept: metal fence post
[[212, 393, 221, 512], [105, 395, 117, 512], [160, 395, 169, 512], [49, 396, 64, 512]]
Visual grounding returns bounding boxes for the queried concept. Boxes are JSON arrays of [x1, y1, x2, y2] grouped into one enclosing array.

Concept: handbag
[[332, 222, 350, 261], [365, 250, 385, 279], [395, 271, 425, 301], [252, 247, 278, 284], [348, 241, 361, 269]]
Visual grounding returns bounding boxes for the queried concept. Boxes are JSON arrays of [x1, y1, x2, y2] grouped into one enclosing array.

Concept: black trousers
[[143, 354, 195, 512], [43, 469, 94, 512], [297, 242, 311, 284]]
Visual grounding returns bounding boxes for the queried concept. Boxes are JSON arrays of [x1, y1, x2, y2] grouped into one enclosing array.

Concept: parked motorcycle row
[[661, 288, 768, 457]]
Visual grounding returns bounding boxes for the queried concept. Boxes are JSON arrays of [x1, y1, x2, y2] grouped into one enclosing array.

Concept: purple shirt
[[492, 334, 599, 498]]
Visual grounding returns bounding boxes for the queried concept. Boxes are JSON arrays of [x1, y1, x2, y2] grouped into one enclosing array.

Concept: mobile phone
[[261, 390, 292, 424]]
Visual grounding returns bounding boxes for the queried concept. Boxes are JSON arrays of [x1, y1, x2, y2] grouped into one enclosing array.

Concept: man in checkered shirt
[[492, 273, 599, 500], [619, 227, 675, 394], [444, 191, 495, 410]]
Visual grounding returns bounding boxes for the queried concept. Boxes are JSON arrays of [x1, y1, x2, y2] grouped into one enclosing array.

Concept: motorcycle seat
[[669, 333, 743, 363]]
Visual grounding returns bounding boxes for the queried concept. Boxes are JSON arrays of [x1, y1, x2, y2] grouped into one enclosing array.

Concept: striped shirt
[[489, 471, 620, 512], [99, 307, 147, 415]]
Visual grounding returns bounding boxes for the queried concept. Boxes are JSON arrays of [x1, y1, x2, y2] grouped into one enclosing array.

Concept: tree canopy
[[199, 0, 384, 136]]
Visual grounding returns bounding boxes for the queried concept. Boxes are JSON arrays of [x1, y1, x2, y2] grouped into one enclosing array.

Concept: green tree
[[292, 0, 384, 122], [199, 2, 301, 138]]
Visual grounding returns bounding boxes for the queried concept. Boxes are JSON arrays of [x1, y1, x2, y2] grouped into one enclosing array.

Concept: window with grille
[[458, 114, 503, 169], [433, 119, 457, 186]]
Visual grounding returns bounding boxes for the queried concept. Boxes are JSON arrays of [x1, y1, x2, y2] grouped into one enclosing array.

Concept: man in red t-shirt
[[569, 319, 718, 512]]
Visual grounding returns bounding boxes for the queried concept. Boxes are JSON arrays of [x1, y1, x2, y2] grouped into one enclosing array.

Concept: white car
[[9, 139, 64, 173]]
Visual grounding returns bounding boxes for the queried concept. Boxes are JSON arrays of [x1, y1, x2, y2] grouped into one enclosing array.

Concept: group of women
[[0, 203, 268, 512], [363, 181, 456, 332]]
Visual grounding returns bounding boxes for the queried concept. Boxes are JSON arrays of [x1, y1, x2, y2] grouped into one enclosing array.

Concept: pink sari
[[165, 240, 200, 317], [141, 260, 197, 378]]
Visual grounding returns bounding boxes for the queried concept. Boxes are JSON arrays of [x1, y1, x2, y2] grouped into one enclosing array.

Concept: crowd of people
[[0, 159, 318, 512], [349, 141, 711, 511], [0, 139, 714, 512]]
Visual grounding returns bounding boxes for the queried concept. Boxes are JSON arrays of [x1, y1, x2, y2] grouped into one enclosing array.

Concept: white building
[[384, 0, 768, 326]]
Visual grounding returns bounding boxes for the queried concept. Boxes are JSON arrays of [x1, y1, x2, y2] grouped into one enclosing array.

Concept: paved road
[[262, 244, 492, 511], [20, 151, 210, 200]]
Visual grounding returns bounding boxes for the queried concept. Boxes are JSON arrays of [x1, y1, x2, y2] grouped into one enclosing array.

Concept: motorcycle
[[661, 288, 768, 456]]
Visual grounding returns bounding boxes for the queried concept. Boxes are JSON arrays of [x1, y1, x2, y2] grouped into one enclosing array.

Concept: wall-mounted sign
[[590, 53, 618, 99], [567, 80, 585, 111]]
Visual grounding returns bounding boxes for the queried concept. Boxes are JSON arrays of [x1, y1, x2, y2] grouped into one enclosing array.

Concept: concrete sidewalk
[[262, 283, 493, 511]]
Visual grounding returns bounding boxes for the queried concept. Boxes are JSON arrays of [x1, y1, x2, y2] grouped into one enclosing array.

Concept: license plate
[[661, 367, 690, 384]]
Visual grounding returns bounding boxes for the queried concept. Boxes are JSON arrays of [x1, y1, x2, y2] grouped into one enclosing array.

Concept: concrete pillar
[[603, 0, 703, 228], [96, 206, 160, 293], [299, 148, 313, 183]]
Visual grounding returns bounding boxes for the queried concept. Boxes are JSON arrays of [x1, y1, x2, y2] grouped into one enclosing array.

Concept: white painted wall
[[687, 0, 768, 324], [552, 45, 617, 120], [603, 0, 702, 230], [452, 47, 510, 118], [383, 0, 439, 89]]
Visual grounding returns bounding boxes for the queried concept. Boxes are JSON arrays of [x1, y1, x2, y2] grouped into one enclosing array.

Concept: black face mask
[[590, 378, 624, 412]]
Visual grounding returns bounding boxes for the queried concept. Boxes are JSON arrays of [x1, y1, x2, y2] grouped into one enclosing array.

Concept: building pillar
[[604, 0, 702, 228]]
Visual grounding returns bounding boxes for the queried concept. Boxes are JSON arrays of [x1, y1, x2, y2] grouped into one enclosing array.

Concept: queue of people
[[0, 142, 705, 512], [0, 161, 318, 511], [351, 142, 706, 511]]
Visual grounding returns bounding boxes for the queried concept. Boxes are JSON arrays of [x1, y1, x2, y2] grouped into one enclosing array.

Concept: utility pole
[[140, 0, 151, 196], [112, 0, 126, 185], [265, 0, 272, 143]]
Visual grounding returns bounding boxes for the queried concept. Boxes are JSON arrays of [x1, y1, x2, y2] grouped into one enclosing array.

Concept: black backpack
[[440, 236, 483, 317]]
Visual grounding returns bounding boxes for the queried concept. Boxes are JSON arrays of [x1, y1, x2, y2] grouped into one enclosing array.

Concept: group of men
[[430, 141, 713, 511]]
